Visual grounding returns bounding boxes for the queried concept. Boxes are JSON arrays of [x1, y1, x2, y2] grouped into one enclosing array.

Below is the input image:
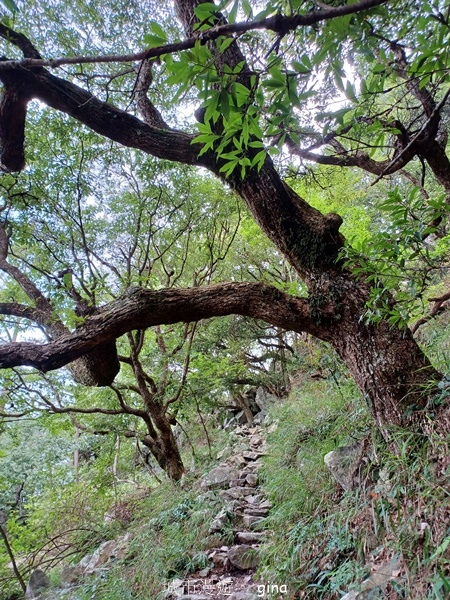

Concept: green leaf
[[0, 0, 19, 12], [219, 159, 238, 177], [251, 150, 266, 171], [218, 37, 234, 53], [219, 89, 230, 120], [264, 78, 285, 89], [144, 34, 167, 48], [227, 0, 239, 23], [242, 0, 252, 18], [148, 20, 167, 41], [292, 60, 311, 74], [194, 2, 217, 19], [63, 273, 73, 289]]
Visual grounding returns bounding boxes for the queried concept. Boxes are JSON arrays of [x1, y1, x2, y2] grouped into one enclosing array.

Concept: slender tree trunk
[[0, 524, 26, 592], [130, 350, 185, 481]]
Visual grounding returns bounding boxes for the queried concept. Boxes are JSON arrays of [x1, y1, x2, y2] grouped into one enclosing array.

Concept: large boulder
[[324, 442, 365, 491], [255, 387, 277, 412], [201, 466, 238, 490], [25, 569, 50, 599]]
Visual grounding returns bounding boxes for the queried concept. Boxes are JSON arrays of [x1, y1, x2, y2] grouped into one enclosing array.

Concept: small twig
[[411, 290, 450, 334]]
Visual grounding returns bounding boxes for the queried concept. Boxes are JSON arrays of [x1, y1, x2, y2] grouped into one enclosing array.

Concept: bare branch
[[412, 290, 450, 334]]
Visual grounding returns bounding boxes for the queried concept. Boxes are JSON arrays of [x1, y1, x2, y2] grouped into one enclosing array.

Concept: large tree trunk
[[142, 423, 185, 482], [235, 169, 442, 436], [175, 0, 443, 432], [328, 275, 440, 436]]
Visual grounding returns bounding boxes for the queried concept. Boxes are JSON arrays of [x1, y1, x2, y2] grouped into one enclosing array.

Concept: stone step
[[228, 544, 260, 570], [243, 507, 269, 517], [235, 531, 266, 544], [242, 451, 266, 461], [220, 487, 258, 500], [243, 514, 266, 529]]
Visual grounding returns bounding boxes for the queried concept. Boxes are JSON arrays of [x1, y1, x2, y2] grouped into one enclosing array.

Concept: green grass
[[257, 379, 370, 598], [257, 379, 450, 599]]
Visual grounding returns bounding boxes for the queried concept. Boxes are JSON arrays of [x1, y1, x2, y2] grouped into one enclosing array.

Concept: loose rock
[[228, 545, 260, 570]]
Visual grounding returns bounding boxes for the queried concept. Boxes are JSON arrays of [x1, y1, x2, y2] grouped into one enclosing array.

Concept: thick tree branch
[[0, 302, 50, 326], [0, 0, 389, 71], [0, 282, 326, 373], [0, 65, 204, 168]]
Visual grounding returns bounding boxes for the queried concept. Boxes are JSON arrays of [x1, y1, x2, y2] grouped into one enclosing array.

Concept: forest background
[[0, 0, 449, 597]]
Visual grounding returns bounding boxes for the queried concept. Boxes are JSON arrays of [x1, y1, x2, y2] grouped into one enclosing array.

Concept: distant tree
[[0, 138, 242, 479]]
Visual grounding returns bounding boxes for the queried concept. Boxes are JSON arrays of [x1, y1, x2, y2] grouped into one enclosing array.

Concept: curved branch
[[0, 302, 50, 326], [0, 282, 326, 374], [285, 142, 416, 176], [133, 60, 169, 129], [412, 290, 450, 334]]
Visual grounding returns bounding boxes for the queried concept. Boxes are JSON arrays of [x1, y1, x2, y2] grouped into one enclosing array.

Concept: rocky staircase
[[167, 422, 273, 600]]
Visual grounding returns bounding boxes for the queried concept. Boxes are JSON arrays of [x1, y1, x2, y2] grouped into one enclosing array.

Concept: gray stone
[[340, 555, 402, 599], [253, 411, 267, 424], [243, 514, 265, 529], [220, 487, 256, 499], [245, 495, 261, 504], [245, 473, 258, 487], [227, 545, 260, 570], [209, 508, 231, 533], [228, 478, 247, 488], [249, 435, 264, 447], [77, 534, 131, 573], [257, 500, 273, 509], [324, 442, 365, 491], [208, 550, 228, 566], [242, 451, 265, 461], [236, 531, 265, 543], [255, 387, 277, 411], [202, 466, 237, 490], [243, 507, 269, 517], [26, 570, 50, 599]]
